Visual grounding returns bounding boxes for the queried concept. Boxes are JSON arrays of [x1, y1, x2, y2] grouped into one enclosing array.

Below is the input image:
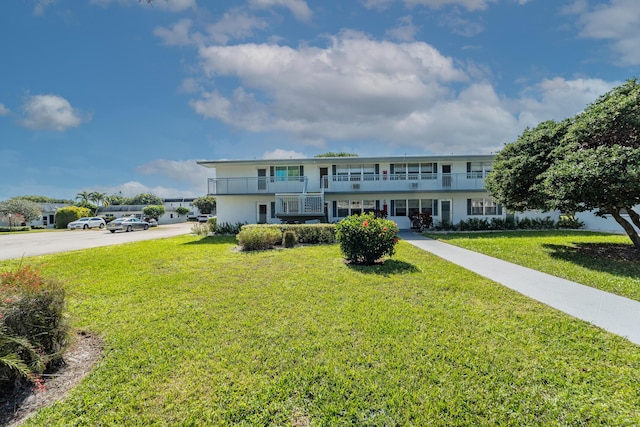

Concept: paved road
[[0, 222, 194, 261]]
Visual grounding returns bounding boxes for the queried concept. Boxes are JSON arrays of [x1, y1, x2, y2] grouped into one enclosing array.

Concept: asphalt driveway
[[0, 222, 194, 261]]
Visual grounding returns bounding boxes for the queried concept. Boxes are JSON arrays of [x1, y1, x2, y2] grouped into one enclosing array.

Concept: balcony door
[[441, 164, 452, 188], [257, 168, 267, 191]]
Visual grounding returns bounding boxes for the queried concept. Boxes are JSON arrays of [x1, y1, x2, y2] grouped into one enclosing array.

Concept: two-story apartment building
[[198, 154, 555, 228]]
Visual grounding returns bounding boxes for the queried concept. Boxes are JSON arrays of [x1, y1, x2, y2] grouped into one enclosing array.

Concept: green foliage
[[129, 193, 163, 206], [192, 196, 217, 214], [0, 265, 69, 391], [18, 195, 74, 204], [282, 230, 297, 248], [54, 206, 91, 229], [335, 212, 399, 264], [433, 216, 581, 232], [314, 152, 359, 157], [236, 227, 282, 251], [142, 205, 166, 220], [175, 206, 190, 216], [487, 78, 640, 248], [0, 198, 43, 225]]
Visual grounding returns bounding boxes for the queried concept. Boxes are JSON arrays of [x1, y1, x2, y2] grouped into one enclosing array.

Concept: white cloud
[[87, 181, 201, 199], [136, 159, 211, 187], [515, 77, 618, 129], [20, 94, 89, 132], [364, 0, 498, 11], [0, 104, 9, 116], [386, 16, 419, 41], [249, 0, 312, 21], [574, 0, 640, 65], [91, 0, 196, 12], [439, 11, 484, 36], [205, 9, 269, 45], [262, 149, 307, 159], [154, 18, 195, 46]]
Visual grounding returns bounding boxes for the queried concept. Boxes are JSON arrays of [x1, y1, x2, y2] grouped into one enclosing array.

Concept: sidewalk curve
[[399, 231, 640, 346]]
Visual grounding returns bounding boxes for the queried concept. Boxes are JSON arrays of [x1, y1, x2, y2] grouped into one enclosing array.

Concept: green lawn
[[425, 230, 640, 302], [2, 234, 639, 425]]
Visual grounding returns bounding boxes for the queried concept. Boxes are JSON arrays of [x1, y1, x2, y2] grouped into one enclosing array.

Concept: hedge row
[[241, 224, 336, 244], [432, 215, 585, 232]]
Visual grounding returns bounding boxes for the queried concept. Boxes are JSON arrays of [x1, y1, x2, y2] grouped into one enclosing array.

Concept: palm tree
[[76, 191, 90, 205], [89, 192, 107, 215]]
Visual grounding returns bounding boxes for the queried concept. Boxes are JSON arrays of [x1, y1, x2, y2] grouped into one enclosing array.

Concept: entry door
[[441, 164, 452, 188], [440, 200, 452, 224], [257, 168, 267, 191], [257, 204, 268, 224]]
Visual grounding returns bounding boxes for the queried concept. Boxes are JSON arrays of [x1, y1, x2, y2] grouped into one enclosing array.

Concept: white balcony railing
[[207, 173, 487, 195], [208, 176, 306, 195], [322, 173, 487, 192], [275, 194, 324, 216]]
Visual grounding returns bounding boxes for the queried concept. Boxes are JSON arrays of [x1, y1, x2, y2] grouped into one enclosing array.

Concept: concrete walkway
[[399, 231, 640, 346]]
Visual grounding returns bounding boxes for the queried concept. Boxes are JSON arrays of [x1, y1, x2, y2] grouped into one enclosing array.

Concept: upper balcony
[[208, 176, 306, 195], [322, 172, 487, 193], [207, 172, 488, 195]]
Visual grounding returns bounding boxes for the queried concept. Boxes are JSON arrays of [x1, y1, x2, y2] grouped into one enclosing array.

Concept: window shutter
[[466, 162, 471, 173], [467, 199, 472, 215], [390, 164, 395, 174], [300, 165, 304, 176], [433, 162, 437, 173], [390, 200, 395, 214], [375, 200, 380, 210], [269, 166, 274, 176], [332, 165, 337, 175], [497, 204, 503, 216], [375, 164, 379, 174], [433, 199, 438, 216], [270, 202, 276, 218], [332, 201, 337, 218]]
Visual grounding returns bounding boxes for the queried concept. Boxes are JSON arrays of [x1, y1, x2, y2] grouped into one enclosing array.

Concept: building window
[[334, 199, 378, 217], [408, 199, 420, 216], [420, 199, 434, 215], [337, 200, 349, 217], [467, 161, 492, 179], [392, 199, 407, 216], [467, 198, 502, 216], [272, 165, 303, 181]]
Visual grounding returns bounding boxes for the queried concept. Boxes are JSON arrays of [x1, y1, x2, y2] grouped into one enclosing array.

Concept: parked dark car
[[107, 217, 150, 233]]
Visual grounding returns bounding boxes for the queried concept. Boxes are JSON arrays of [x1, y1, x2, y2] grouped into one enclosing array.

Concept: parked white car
[[67, 217, 106, 230]]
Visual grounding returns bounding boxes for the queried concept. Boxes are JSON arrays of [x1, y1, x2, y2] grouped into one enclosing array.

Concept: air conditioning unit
[[351, 183, 360, 190], [410, 182, 419, 189]]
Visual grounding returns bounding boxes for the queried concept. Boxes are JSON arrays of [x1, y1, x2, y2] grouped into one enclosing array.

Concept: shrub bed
[[433, 215, 585, 232], [241, 224, 336, 244], [236, 227, 282, 251], [0, 266, 69, 392]]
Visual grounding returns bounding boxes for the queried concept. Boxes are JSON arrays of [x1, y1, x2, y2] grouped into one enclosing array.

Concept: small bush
[[217, 221, 246, 235], [191, 223, 210, 236], [54, 206, 91, 229], [0, 226, 31, 232], [282, 231, 297, 248], [0, 265, 69, 391], [240, 224, 336, 244], [175, 206, 190, 216], [207, 217, 217, 232], [237, 227, 282, 251], [557, 215, 585, 229], [335, 213, 399, 265]]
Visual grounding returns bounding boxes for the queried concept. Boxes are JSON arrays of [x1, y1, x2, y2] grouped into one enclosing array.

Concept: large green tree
[[486, 78, 640, 248], [192, 196, 216, 214], [129, 193, 163, 206]]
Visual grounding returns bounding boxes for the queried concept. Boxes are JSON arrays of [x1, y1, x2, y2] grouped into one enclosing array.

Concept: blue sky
[[0, 0, 638, 200]]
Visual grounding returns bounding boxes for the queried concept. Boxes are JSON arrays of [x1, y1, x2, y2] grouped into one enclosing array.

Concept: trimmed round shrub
[[282, 230, 297, 248], [335, 212, 399, 265]]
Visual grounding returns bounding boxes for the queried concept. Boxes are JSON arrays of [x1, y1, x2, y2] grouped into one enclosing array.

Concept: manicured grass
[[2, 235, 639, 425], [425, 230, 640, 302]]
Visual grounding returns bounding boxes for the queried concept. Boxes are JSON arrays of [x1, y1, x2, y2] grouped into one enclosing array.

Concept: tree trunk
[[610, 209, 640, 249], [625, 207, 640, 230]]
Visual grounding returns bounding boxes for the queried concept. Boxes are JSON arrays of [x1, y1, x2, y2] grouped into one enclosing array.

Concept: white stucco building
[[197, 154, 559, 229]]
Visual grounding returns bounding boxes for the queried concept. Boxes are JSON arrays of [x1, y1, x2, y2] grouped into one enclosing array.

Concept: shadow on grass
[[183, 235, 237, 245], [542, 242, 640, 279], [346, 259, 420, 276]]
